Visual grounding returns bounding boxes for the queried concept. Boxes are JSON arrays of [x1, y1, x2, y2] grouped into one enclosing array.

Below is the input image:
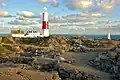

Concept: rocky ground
[[72, 52, 111, 80], [0, 68, 59, 80], [0, 35, 119, 54], [88, 44, 120, 80], [0, 47, 99, 80], [0, 35, 119, 80]]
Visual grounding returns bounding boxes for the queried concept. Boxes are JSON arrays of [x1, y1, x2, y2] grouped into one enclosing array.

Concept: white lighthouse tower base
[[43, 29, 49, 37]]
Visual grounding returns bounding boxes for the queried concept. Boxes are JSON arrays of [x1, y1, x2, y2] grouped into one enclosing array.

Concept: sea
[[53, 34, 120, 40], [0, 34, 11, 37], [0, 34, 120, 40]]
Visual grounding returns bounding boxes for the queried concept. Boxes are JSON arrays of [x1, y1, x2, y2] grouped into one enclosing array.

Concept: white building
[[11, 30, 44, 38], [24, 30, 44, 38]]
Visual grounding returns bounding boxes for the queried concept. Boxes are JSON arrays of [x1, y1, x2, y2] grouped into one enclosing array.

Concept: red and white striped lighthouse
[[42, 7, 49, 37]]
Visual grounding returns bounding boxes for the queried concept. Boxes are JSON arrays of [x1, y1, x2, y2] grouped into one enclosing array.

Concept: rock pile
[[0, 56, 34, 65], [67, 36, 112, 52], [0, 36, 118, 55], [41, 61, 99, 80], [82, 39, 104, 48], [2, 44, 23, 52], [16, 36, 69, 54], [40, 36, 69, 54], [68, 36, 88, 52], [59, 68, 98, 80], [0, 36, 15, 44], [89, 51, 120, 80]]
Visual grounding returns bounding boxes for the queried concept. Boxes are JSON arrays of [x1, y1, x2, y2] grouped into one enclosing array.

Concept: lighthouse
[[42, 7, 49, 37], [108, 33, 111, 40]]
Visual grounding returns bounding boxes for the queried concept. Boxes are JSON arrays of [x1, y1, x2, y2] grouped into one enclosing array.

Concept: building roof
[[11, 30, 24, 34]]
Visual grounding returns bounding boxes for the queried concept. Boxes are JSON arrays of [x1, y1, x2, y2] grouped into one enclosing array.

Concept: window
[[29, 31, 32, 33], [33, 31, 37, 33]]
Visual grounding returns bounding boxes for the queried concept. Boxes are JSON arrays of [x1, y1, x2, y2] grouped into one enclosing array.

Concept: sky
[[1, 0, 80, 16], [0, 0, 120, 34]]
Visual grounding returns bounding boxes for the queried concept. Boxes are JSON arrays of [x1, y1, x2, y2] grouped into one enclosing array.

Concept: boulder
[[0, 37, 2, 43], [89, 52, 120, 80], [2, 36, 15, 44], [40, 61, 98, 80]]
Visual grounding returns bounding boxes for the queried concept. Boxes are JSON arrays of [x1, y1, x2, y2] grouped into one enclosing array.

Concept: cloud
[[91, 13, 102, 17], [0, 0, 6, 6], [96, 0, 115, 10], [1, 16, 120, 34], [50, 0, 58, 6], [38, 0, 58, 6], [0, 10, 9, 17], [80, 12, 103, 17], [8, 17, 39, 25], [63, 0, 93, 9], [17, 11, 35, 18], [63, 0, 116, 12], [48, 13, 66, 22], [101, 3, 113, 10], [0, 2, 6, 6], [48, 13, 102, 23], [115, 0, 120, 5]]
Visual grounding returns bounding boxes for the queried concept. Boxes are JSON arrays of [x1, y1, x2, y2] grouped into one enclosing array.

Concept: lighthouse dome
[[43, 7, 47, 12]]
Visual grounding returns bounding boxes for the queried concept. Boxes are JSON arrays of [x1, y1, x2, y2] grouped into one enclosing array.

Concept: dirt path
[[73, 52, 111, 80], [0, 68, 56, 80]]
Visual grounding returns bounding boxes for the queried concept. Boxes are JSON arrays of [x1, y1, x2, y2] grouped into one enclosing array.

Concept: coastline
[[0, 34, 120, 40]]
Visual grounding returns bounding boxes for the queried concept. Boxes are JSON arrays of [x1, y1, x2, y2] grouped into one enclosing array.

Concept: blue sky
[[0, 0, 119, 19], [1, 0, 75, 16]]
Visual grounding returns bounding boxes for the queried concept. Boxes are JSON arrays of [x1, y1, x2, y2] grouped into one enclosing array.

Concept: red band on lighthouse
[[42, 21, 47, 29], [42, 21, 49, 29]]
